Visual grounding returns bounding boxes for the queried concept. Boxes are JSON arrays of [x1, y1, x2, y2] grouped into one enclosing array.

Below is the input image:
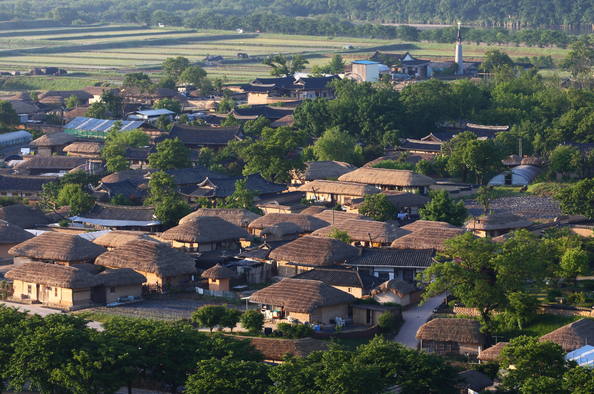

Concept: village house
[[230, 105, 294, 122], [293, 267, 382, 298], [347, 248, 435, 282], [249, 278, 355, 325], [238, 336, 328, 364], [268, 236, 359, 277], [95, 239, 196, 291], [416, 318, 485, 356], [13, 156, 92, 176], [292, 161, 358, 185], [83, 86, 120, 104], [255, 191, 306, 214], [477, 342, 509, 364], [179, 208, 260, 229], [121, 87, 186, 106], [37, 90, 92, 107], [338, 168, 434, 195], [0, 220, 34, 261], [539, 318, 594, 352], [9, 231, 106, 266], [29, 132, 77, 156], [391, 220, 466, 252], [297, 180, 379, 205], [248, 213, 329, 241], [311, 219, 409, 247], [312, 209, 370, 227], [63, 141, 103, 160], [396, 138, 443, 156], [0, 174, 58, 201], [168, 124, 242, 151], [69, 203, 160, 232], [160, 216, 250, 252], [92, 230, 149, 250], [201, 263, 237, 292], [123, 146, 153, 169], [0, 204, 51, 229], [465, 213, 533, 238], [6, 262, 145, 310], [370, 279, 423, 307]]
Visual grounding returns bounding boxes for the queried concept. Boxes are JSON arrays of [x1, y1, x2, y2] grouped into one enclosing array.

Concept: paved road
[[393, 294, 446, 348], [0, 300, 103, 330]]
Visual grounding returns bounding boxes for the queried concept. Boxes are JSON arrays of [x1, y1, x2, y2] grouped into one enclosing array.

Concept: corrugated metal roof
[[0, 130, 32, 144], [565, 345, 594, 367], [352, 60, 379, 65], [134, 109, 175, 117], [64, 117, 144, 132]]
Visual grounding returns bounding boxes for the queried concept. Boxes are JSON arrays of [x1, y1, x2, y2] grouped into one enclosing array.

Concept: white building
[[488, 165, 541, 186], [351, 60, 381, 82]]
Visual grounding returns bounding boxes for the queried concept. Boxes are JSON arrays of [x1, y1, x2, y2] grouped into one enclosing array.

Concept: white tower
[[455, 22, 464, 75]]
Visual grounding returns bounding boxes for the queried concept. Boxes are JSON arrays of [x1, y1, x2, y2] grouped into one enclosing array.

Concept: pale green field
[[0, 24, 570, 89]]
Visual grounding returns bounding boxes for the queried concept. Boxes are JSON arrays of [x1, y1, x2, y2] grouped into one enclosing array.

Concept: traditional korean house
[[465, 213, 532, 238], [160, 216, 250, 252], [29, 132, 76, 156], [347, 248, 435, 282], [13, 156, 90, 176], [390, 220, 466, 251], [288, 76, 338, 100], [311, 219, 409, 247], [416, 318, 485, 356], [168, 124, 242, 151], [268, 236, 359, 277], [312, 210, 371, 227], [201, 263, 237, 292], [397, 138, 442, 155], [338, 168, 434, 195], [248, 213, 329, 241], [293, 267, 382, 298], [239, 336, 328, 363], [539, 319, 594, 352], [63, 141, 103, 159], [249, 278, 355, 325], [231, 106, 294, 122], [0, 220, 34, 261], [297, 180, 379, 205], [92, 230, 149, 250], [292, 161, 358, 185], [9, 232, 107, 266], [95, 239, 196, 291], [69, 203, 160, 231], [240, 76, 295, 105], [256, 191, 305, 214], [179, 208, 260, 229], [0, 204, 51, 228], [0, 174, 58, 201]]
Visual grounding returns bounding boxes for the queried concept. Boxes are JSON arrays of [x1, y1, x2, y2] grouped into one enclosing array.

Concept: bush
[[377, 311, 400, 333], [192, 305, 227, 332], [58, 219, 70, 227], [240, 310, 264, 334], [274, 323, 314, 338]]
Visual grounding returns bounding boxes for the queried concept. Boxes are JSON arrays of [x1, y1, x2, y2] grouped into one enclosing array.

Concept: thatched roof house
[[297, 180, 379, 205], [302, 161, 357, 182], [95, 239, 196, 290], [0, 220, 34, 245], [63, 141, 103, 158], [390, 226, 466, 251], [400, 220, 457, 231], [9, 232, 106, 265], [249, 278, 355, 324], [160, 216, 249, 252], [240, 336, 328, 362], [338, 168, 434, 194], [465, 213, 533, 237], [92, 230, 149, 249], [179, 208, 260, 228], [14, 156, 88, 175], [70, 203, 160, 231], [539, 319, 594, 352], [293, 267, 381, 298], [0, 204, 51, 228], [312, 210, 370, 227], [202, 263, 237, 279], [417, 318, 485, 356], [347, 192, 430, 214], [269, 236, 359, 276], [29, 132, 76, 155], [6, 261, 101, 289], [248, 213, 328, 240], [311, 219, 410, 247], [478, 342, 509, 363]]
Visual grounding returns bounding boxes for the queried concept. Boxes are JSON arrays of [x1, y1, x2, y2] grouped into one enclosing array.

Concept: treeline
[[2, 0, 594, 28]]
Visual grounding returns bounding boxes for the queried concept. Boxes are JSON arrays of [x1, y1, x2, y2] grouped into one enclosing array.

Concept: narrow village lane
[[393, 294, 445, 348]]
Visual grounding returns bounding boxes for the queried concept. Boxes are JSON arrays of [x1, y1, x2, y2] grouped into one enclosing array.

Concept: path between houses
[[393, 294, 446, 348], [0, 300, 103, 331]]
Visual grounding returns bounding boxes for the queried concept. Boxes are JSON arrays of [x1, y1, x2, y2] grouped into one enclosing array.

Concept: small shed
[[201, 263, 237, 291], [488, 165, 541, 186], [416, 318, 485, 356]]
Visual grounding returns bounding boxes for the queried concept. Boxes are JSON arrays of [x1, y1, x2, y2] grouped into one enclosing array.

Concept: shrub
[[192, 305, 227, 332], [240, 310, 264, 334], [377, 311, 400, 333], [275, 323, 314, 338]]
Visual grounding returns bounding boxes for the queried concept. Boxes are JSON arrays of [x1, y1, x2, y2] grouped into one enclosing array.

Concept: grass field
[[0, 24, 571, 90]]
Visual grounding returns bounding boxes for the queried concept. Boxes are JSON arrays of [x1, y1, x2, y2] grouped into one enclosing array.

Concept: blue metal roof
[[565, 345, 594, 367], [134, 109, 175, 117], [64, 117, 144, 132], [352, 60, 379, 65]]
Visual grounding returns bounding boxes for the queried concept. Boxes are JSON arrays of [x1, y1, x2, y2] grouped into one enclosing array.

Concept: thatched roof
[[401, 220, 458, 231], [201, 263, 236, 279], [269, 236, 359, 266], [390, 226, 466, 251], [477, 342, 509, 362], [9, 232, 107, 261], [239, 336, 327, 361], [312, 219, 410, 244], [95, 239, 196, 277], [29, 132, 76, 147], [338, 168, 434, 187], [539, 319, 594, 352], [179, 208, 261, 228], [161, 216, 249, 243], [0, 220, 34, 244], [303, 161, 358, 181], [98, 268, 146, 286], [63, 141, 103, 154], [0, 204, 51, 228], [417, 318, 484, 344], [299, 206, 326, 215], [349, 192, 430, 209], [248, 213, 328, 234], [249, 278, 355, 313], [92, 231, 148, 248], [297, 180, 379, 197], [372, 279, 418, 296], [5, 262, 101, 289], [313, 210, 370, 226], [465, 213, 532, 231]]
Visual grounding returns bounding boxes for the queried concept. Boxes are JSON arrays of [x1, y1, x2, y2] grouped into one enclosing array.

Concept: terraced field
[[0, 24, 570, 89]]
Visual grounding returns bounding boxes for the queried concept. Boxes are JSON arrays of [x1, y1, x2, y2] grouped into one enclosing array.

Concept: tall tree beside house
[[222, 179, 260, 213], [57, 183, 95, 216], [148, 138, 192, 170], [100, 90, 124, 119], [145, 171, 191, 226], [0, 100, 18, 130], [263, 54, 308, 76], [443, 132, 503, 184], [185, 359, 271, 394], [311, 54, 345, 75], [162, 56, 190, 81], [191, 305, 228, 333], [153, 98, 182, 114], [480, 49, 514, 72], [419, 190, 467, 226], [85, 101, 110, 119], [65, 95, 80, 109], [555, 178, 594, 219], [561, 38, 594, 84], [240, 310, 264, 334], [548, 145, 581, 179], [293, 98, 331, 138], [102, 127, 150, 173], [178, 65, 211, 94], [358, 194, 397, 222], [122, 72, 154, 93], [312, 126, 363, 165]]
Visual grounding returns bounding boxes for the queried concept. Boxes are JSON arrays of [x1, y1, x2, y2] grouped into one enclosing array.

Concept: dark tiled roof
[[124, 146, 153, 161], [80, 203, 155, 222], [399, 139, 442, 152], [98, 180, 147, 200], [14, 156, 87, 171], [181, 174, 285, 198], [0, 174, 57, 192], [232, 106, 294, 120], [166, 167, 225, 185], [292, 76, 338, 90], [169, 124, 241, 146], [348, 248, 434, 268], [293, 268, 380, 289]]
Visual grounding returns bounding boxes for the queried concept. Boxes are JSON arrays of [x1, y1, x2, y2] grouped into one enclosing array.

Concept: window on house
[[27, 285, 32, 294], [54, 288, 58, 297]]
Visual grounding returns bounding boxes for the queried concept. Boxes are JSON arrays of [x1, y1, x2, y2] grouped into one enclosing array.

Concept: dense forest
[[1, 0, 593, 29]]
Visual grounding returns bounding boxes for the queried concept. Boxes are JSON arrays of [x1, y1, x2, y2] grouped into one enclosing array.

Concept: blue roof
[[64, 117, 144, 132], [566, 345, 594, 367], [134, 109, 175, 117], [352, 60, 379, 65]]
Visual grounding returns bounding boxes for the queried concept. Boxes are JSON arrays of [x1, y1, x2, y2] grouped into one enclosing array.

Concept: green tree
[[122, 72, 153, 92], [220, 309, 242, 332], [502, 291, 539, 330], [548, 145, 581, 179], [329, 228, 351, 244], [555, 178, 594, 219], [185, 359, 271, 394], [0, 306, 29, 375], [192, 305, 228, 332], [222, 179, 259, 213], [179, 65, 210, 93], [481, 49, 514, 72], [162, 56, 190, 81], [419, 190, 467, 226], [561, 38, 594, 83], [312, 126, 362, 165], [377, 312, 399, 333], [148, 138, 191, 170], [102, 128, 149, 173], [263, 54, 308, 76], [57, 183, 94, 216], [0, 100, 18, 129], [145, 171, 191, 226], [243, 116, 270, 138], [240, 310, 264, 334], [65, 95, 80, 109], [400, 79, 453, 138], [293, 98, 331, 138], [154, 98, 182, 114], [558, 247, 590, 282], [218, 97, 236, 113], [312, 54, 345, 75], [85, 101, 110, 119], [500, 336, 567, 392], [476, 186, 495, 214], [358, 194, 397, 222], [563, 367, 594, 394]]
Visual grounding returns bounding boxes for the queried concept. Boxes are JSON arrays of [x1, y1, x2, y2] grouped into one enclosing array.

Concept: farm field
[[0, 24, 570, 90]]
